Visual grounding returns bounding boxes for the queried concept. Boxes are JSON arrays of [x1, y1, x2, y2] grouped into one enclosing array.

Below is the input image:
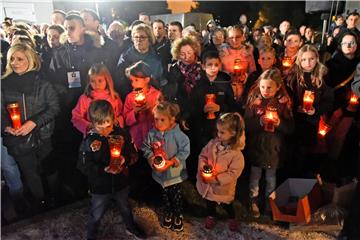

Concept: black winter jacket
[[244, 95, 294, 169], [1, 71, 60, 153], [80, 127, 136, 194]]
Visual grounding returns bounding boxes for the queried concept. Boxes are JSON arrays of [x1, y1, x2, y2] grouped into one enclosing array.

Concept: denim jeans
[[249, 166, 276, 198], [87, 187, 134, 239], [1, 138, 23, 196]]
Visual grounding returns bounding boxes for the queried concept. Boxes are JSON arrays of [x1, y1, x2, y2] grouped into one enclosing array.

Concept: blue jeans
[[1, 139, 23, 196], [87, 187, 134, 239], [249, 166, 276, 198]]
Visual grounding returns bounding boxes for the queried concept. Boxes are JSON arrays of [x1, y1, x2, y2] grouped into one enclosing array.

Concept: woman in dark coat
[[1, 43, 60, 208]]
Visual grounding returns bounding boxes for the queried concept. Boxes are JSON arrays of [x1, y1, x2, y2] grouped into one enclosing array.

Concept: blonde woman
[[2, 43, 60, 209]]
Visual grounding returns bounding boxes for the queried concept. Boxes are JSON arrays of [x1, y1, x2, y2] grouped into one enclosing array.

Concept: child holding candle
[[72, 63, 124, 136], [190, 51, 235, 179], [196, 112, 245, 232], [79, 100, 145, 240], [142, 101, 190, 232], [286, 44, 333, 177], [245, 68, 294, 218], [123, 60, 162, 199]]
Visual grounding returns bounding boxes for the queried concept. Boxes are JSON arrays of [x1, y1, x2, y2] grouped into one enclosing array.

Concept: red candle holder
[[318, 117, 331, 138], [205, 93, 217, 119], [303, 90, 315, 112], [134, 88, 146, 107], [202, 164, 213, 179], [282, 57, 292, 68], [348, 92, 359, 112], [233, 59, 247, 75], [7, 103, 22, 129], [263, 107, 278, 133], [105, 135, 125, 174], [152, 141, 167, 170]]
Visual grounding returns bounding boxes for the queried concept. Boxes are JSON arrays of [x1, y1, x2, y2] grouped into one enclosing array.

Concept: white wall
[[1, 0, 54, 24]]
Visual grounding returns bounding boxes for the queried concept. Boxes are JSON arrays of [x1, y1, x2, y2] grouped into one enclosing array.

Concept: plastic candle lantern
[[233, 59, 247, 75], [152, 141, 167, 170], [318, 117, 331, 138], [282, 57, 292, 68], [7, 103, 22, 129], [303, 90, 315, 112], [202, 164, 213, 179], [134, 88, 146, 107], [348, 92, 359, 112], [105, 135, 125, 174], [263, 107, 278, 133], [205, 94, 217, 119]]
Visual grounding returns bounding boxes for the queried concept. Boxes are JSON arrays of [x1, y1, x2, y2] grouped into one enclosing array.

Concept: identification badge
[[67, 71, 81, 88]]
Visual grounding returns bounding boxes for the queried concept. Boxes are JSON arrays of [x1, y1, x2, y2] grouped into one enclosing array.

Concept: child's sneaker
[[228, 218, 238, 232], [204, 216, 216, 230], [172, 216, 183, 232], [162, 213, 172, 229]]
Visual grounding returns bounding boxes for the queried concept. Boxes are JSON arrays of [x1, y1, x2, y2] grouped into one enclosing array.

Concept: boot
[[250, 197, 260, 218]]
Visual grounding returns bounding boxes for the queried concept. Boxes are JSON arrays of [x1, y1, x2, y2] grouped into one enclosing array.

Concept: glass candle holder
[[263, 107, 278, 133], [233, 59, 247, 75], [105, 135, 125, 174], [7, 103, 22, 129], [134, 88, 146, 107], [303, 90, 315, 112], [205, 93, 217, 119], [348, 92, 359, 112], [318, 117, 331, 138], [282, 56, 292, 68], [152, 141, 167, 170]]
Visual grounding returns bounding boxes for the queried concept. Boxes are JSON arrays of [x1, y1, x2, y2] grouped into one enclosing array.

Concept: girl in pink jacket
[[196, 112, 245, 232], [72, 63, 124, 136], [123, 61, 161, 151]]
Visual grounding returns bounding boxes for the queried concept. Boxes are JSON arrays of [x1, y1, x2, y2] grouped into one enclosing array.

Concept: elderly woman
[[202, 27, 226, 57], [1, 44, 60, 209], [116, 23, 163, 100], [107, 20, 129, 54]]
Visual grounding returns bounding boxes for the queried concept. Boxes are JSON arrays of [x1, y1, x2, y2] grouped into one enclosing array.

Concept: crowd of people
[[1, 7, 360, 240]]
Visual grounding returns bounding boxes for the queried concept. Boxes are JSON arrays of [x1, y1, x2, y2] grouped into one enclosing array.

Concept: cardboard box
[[269, 178, 323, 224]]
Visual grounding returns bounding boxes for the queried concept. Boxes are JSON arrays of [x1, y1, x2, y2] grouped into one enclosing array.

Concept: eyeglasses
[[132, 36, 148, 41], [341, 41, 357, 46]]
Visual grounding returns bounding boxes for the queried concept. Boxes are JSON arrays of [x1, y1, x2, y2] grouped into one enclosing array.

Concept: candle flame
[[350, 94, 359, 104], [111, 148, 121, 158]]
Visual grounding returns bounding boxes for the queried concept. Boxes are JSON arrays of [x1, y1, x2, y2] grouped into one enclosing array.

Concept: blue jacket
[[142, 124, 190, 188]]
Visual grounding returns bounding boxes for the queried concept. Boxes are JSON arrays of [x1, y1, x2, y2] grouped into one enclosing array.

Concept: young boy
[[189, 51, 235, 177], [278, 30, 302, 76], [79, 100, 145, 240]]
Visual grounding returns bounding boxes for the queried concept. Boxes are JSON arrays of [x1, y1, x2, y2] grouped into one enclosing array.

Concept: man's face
[[280, 21, 290, 35], [346, 15, 359, 29], [168, 25, 181, 41], [51, 13, 65, 25], [153, 22, 166, 40], [80, 12, 99, 31], [240, 15, 247, 25], [139, 15, 150, 25], [64, 19, 85, 45]]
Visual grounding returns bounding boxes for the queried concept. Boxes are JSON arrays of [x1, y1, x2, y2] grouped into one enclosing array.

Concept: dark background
[[54, 1, 333, 30]]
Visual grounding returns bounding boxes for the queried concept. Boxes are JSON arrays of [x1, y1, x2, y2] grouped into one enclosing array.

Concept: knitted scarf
[[177, 61, 201, 95]]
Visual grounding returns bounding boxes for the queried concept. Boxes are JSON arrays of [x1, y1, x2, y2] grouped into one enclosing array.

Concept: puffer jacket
[[142, 124, 190, 188], [1, 71, 60, 153], [196, 138, 245, 204]]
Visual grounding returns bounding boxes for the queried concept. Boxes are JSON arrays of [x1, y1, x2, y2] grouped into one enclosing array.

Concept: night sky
[[54, 1, 326, 30]]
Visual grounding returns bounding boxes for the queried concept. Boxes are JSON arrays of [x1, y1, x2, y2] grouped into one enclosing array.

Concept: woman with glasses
[[325, 30, 360, 182], [116, 23, 163, 100]]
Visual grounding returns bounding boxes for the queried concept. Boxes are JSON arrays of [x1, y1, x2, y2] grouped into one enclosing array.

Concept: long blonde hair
[[85, 63, 119, 100], [2, 43, 41, 79], [291, 44, 327, 89], [217, 112, 246, 150]]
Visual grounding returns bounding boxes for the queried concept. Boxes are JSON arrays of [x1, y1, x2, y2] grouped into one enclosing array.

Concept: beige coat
[[196, 138, 245, 204]]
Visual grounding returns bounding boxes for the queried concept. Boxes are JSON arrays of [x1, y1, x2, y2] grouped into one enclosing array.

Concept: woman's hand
[[14, 121, 36, 136], [4, 126, 17, 135]]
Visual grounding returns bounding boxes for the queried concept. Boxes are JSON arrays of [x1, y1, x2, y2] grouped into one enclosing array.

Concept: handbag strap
[[334, 70, 356, 90]]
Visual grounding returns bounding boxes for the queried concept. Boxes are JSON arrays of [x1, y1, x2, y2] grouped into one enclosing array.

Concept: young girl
[[245, 68, 294, 218], [196, 112, 245, 232], [72, 63, 124, 136], [123, 60, 162, 150], [142, 101, 190, 232], [287, 45, 333, 172], [80, 100, 145, 240]]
